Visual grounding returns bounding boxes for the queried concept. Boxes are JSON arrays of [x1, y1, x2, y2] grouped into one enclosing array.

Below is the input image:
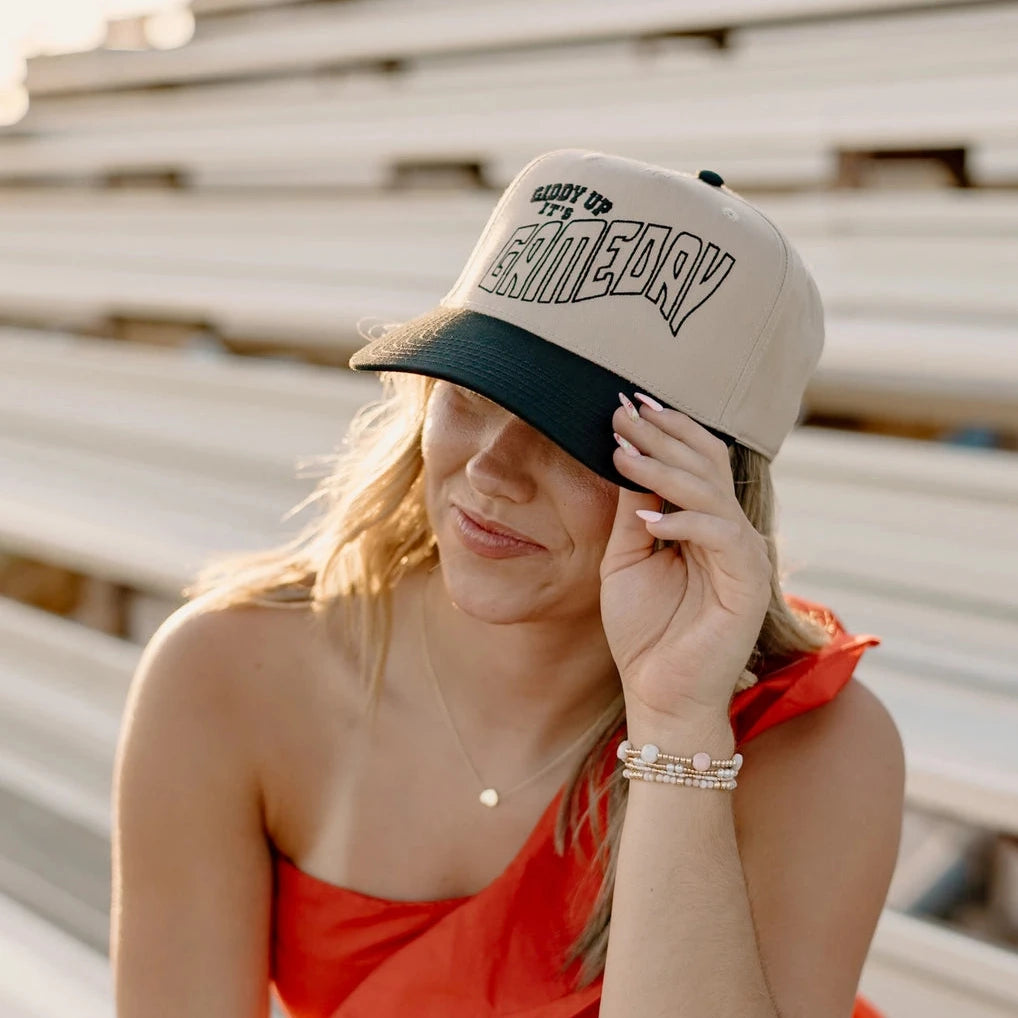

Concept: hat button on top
[[697, 169, 725, 187]]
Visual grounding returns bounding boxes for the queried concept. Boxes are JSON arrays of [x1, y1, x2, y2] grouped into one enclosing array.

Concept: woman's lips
[[451, 506, 546, 559]]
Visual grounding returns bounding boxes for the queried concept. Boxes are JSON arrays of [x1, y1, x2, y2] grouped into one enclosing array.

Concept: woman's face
[[421, 380, 619, 624]]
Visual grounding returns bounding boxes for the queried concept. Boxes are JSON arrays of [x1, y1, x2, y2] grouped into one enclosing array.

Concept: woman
[[111, 150, 905, 1017]]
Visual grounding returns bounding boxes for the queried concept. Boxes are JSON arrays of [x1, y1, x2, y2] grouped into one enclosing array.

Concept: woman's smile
[[451, 504, 547, 558]]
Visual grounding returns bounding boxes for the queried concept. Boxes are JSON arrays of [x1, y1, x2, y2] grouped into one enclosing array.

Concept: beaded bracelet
[[616, 739, 744, 790]]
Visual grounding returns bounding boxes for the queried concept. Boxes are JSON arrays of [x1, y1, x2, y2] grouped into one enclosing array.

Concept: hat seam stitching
[[715, 208, 793, 452]]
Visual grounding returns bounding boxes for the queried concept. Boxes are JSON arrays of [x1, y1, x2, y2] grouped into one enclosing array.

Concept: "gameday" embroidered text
[[477, 218, 735, 338]]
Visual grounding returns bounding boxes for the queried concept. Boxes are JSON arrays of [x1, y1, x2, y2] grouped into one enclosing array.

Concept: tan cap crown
[[440, 148, 824, 460]]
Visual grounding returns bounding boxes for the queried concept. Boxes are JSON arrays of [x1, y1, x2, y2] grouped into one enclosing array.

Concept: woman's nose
[[464, 412, 539, 503]]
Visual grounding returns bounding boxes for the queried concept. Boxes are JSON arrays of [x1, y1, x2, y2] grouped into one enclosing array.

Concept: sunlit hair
[[183, 367, 833, 989]]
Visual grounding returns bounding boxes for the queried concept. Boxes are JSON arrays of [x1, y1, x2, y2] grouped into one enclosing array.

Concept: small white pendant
[[479, 788, 499, 807]]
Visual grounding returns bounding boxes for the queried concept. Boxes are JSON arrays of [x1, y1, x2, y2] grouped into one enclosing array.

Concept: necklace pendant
[[479, 788, 499, 808]]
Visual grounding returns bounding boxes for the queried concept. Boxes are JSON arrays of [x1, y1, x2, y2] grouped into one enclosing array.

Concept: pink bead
[[692, 752, 712, 772]]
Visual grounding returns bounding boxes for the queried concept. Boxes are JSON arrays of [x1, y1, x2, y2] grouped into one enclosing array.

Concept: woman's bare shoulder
[[733, 675, 904, 829], [113, 594, 323, 1013], [141, 591, 319, 688], [133, 591, 353, 775]]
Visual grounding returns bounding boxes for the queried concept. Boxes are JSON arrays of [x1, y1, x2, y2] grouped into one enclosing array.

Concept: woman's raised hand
[[599, 392, 772, 724]]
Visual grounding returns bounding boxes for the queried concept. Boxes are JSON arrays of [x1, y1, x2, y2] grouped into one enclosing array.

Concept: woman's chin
[[434, 554, 549, 624]]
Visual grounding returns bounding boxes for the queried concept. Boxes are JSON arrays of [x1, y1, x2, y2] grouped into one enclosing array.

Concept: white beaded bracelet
[[616, 739, 744, 791]]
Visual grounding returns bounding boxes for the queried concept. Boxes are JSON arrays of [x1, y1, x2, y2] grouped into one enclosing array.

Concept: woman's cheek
[[559, 467, 619, 550], [421, 388, 472, 474]]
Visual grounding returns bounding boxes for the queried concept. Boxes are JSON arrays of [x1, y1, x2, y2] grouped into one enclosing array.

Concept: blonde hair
[[183, 368, 833, 989]]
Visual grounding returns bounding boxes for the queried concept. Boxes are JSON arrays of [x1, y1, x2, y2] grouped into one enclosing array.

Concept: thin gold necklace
[[418, 575, 624, 808]]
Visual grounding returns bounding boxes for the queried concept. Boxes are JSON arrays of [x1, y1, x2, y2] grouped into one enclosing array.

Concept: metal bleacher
[[1, 1, 1017, 1015]]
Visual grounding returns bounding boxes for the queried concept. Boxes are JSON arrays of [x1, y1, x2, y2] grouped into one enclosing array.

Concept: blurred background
[[1, 1, 1017, 1015]]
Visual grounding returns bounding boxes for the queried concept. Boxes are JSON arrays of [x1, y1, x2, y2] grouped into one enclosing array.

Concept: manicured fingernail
[[634, 392, 665, 412], [618, 392, 640, 422], [635, 509, 663, 522], [613, 432, 641, 457]]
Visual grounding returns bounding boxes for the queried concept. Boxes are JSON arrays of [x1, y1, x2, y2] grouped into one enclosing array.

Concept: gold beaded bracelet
[[616, 739, 744, 791]]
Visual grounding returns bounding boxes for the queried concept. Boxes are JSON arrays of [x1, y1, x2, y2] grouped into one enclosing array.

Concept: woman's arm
[[111, 604, 274, 1017], [599, 682, 904, 1018], [599, 399, 904, 1016]]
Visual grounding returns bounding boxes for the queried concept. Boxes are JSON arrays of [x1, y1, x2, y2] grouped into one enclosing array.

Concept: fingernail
[[613, 432, 640, 457], [635, 509, 663, 522], [634, 392, 664, 412], [618, 392, 640, 422]]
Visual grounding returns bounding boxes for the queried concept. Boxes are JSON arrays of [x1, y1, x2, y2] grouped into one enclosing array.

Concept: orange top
[[270, 595, 886, 1018]]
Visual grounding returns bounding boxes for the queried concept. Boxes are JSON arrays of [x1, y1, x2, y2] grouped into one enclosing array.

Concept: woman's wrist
[[623, 699, 736, 757]]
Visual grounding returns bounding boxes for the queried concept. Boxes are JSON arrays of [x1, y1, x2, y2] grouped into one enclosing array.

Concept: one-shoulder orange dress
[[270, 594, 886, 1018]]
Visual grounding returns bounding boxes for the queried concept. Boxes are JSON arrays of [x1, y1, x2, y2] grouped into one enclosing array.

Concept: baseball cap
[[349, 148, 824, 492]]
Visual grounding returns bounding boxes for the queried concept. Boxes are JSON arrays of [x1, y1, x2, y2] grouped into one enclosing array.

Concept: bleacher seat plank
[[862, 908, 1018, 1018], [0, 596, 136, 837], [770, 424, 1018, 505], [4, 187, 1017, 252], [972, 141, 1018, 185], [5, 68, 1012, 188], [0, 430, 307, 596], [26, 0, 996, 96], [862, 662, 1018, 833], [2, 226, 1010, 326], [771, 427, 1018, 614], [808, 317, 1018, 433], [775, 467, 1017, 612], [0, 892, 112, 1018], [0, 326, 377, 482], [0, 598, 131, 953], [0, 331, 380, 592], [0, 783, 112, 958], [3, 186, 1017, 237], [0, 255, 436, 347]]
